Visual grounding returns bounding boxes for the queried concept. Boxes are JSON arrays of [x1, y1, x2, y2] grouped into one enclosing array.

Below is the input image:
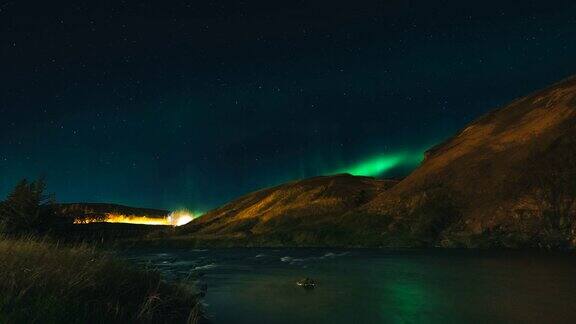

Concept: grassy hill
[[179, 175, 398, 246]]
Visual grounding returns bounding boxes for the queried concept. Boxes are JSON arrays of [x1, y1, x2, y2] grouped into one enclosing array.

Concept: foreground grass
[[0, 237, 203, 323]]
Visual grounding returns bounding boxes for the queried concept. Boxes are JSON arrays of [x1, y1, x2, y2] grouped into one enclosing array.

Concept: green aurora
[[335, 151, 424, 177]]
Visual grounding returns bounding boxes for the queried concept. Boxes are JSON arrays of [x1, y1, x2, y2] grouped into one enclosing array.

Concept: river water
[[121, 248, 576, 323]]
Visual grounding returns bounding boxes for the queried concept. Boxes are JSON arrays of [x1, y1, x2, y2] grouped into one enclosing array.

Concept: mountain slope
[[180, 175, 398, 246], [180, 75, 576, 248], [359, 75, 576, 247]]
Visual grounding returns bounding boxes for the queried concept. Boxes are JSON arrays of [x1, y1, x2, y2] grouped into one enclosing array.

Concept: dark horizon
[[2, 1, 576, 211]]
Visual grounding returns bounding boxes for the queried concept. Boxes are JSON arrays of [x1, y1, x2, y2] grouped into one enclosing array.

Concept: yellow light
[[168, 209, 194, 226], [74, 209, 196, 226]]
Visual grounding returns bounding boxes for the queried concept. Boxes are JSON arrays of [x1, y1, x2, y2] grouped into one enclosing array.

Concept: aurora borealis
[[2, 1, 576, 211], [335, 151, 424, 177]]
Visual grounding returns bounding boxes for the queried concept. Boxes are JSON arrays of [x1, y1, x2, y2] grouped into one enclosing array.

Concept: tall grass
[[0, 236, 202, 323]]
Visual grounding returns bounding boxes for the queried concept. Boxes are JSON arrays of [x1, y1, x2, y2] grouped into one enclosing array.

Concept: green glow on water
[[335, 151, 424, 177], [386, 281, 428, 323]]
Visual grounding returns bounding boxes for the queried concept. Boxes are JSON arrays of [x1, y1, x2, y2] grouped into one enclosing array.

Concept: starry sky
[[2, 1, 576, 212]]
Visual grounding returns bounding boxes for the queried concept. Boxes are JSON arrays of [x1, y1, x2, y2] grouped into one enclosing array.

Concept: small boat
[[296, 277, 316, 289]]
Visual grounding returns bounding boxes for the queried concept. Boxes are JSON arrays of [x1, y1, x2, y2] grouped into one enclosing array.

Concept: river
[[121, 248, 576, 323]]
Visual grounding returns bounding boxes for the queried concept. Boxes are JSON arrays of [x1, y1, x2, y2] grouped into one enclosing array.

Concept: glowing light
[[168, 209, 195, 226], [74, 209, 198, 226], [335, 151, 423, 177]]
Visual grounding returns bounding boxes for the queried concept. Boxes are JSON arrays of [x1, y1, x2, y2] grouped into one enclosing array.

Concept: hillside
[[180, 75, 576, 248], [179, 175, 398, 246], [358, 74, 576, 248]]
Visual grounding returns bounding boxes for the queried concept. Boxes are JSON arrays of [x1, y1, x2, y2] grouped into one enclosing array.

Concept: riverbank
[[118, 228, 576, 250], [0, 236, 204, 323]]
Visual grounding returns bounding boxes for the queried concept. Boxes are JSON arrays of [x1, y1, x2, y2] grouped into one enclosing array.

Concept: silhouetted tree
[[0, 178, 56, 234]]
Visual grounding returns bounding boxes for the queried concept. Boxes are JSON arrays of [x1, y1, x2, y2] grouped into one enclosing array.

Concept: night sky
[[2, 1, 576, 212]]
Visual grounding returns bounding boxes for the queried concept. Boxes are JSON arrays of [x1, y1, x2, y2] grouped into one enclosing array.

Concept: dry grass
[[0, 236, 202, 323]]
